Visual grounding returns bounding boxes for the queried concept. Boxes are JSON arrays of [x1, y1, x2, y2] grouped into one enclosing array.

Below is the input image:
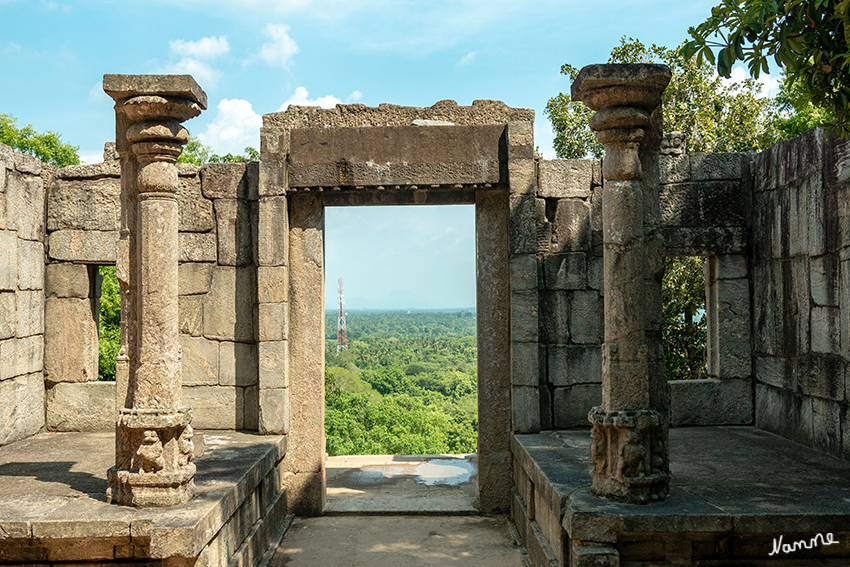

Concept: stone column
[[103, 75, 207, 507], [571, 64, 671, 503]]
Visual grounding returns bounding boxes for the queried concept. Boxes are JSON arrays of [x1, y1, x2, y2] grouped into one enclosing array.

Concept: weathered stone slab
[[17, 238, 43, 290], [13, 151, 41, 175], [180, 335, 219, 386], [46, 381, 115, 431], [553, 383, 600, 428], [512, 342, 538, 387], [215, 199, 253, 266], [103, 73, 207, 108], [43, 297, 97, 383], [690, 153, 744, 181], [511, 291, 538, 343], [660, 181, 746, 228], [55, 160, 121, 179], [512, 385, 540, 433], [662, 226, 747, 255], [48, 230, 117, 263], [258, 302, 288, 342], [259, 387, 290, 434], [178, 295, 204, 336], [0, 230, 16, 291], [220, 341, 259, 387], [47, 177, 120, 231], [201, 163, 253, 200], [258, 197, 288, 267], [508, 158, 536, 196], [510, 254, 537, 292], [659, 153, 689, 184], [45, 263, 90, 298], [178, 262, 213, 296], [288, 125, 506, 187], [753, 127, 823, 192], [0, 372, 45, 445], [811, 305, 841, 354], [182, 385, 243, 429], [0, 334, 43, 383], [569, 291, 601, 344], [811, 254, 839, 306], [755, 355, 797, 391], [755, 383, 813, 445], [552, 199, 591, 253], [811, 396, 842, 455], [798, 354, 846, 401], [257, 266, 287, 304], [670, 378, 753, 426], [16, 290, 43, 338], [538, 160, 592, 199], [179, 231, 217, 263], [509, 196, 537, 255], [6, 171, 44, 241], [204, 266, 256, 342], [0, 291, 15, 339], [548, 345, 602, 387], [544, 252, 586, 290], [259, 340, 289, 389], [539, 291, 569, 345], [178, 174, 214, 232]]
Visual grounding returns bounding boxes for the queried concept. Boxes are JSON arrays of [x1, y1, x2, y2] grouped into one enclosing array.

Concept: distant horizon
[[326, 307, 476, 313]]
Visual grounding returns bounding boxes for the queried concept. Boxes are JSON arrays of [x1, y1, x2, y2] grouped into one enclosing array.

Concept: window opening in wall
[[662, 256, 707, 380], [97, 265, 120, 381]]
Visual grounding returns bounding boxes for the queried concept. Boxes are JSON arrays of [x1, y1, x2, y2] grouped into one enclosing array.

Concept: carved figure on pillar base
[[572, 64, 672, 504], [103, 75, 207, 507]]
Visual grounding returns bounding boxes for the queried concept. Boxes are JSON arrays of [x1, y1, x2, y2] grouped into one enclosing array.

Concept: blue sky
[[0, 0, 773, 309]]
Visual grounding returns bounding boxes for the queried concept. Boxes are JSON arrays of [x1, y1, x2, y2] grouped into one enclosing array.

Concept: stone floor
[[325, 453, 478, 514]]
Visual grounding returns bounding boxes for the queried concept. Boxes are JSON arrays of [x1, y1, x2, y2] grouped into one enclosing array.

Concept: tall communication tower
[[336, 277, 348, 354]]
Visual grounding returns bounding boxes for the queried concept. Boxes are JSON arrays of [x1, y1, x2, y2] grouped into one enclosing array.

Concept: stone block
[[807, 171, 828, 257], [6, 171, 44, 241], [243, 385, 259, 430], [512, 341, 538, 387], [843, 260, 850, 362], [553, 383, 600, 428], [47, 177, 120, 232], [177, 174, 214, 232], [259, 340, 289, 389], [755, 383, 813, 446], [510, 254, 537, 292], [258, 302, 288, 342], [509, 159, 537, 196], [0, 291, 14, 339], [16, 290, 43, 338], [512, 385, 540, 433], [45, 262, 90, 298], [712, 254, 747, 280], [690, 152, 744, 181], [538, 160, 592, 199], [662, 226, 747, 256], [798, 354, 845, 401], [178, 232, 216, 263], [570, 291, 601, 344], [178, 295, 204, 336], [43, 298, 96, 383], [659, 153, 689, 184], [13, 150, 42, 174], [548, 345, 602, 387], [48, 230, 117, 263], [215, 199, 253, 266], [259, 387, 290, 434], [572, 545, 620, 567], [180, 335, 219, 386], [220, 341, 259, 387], [590, 187, 602, 231], [283, 470, 324, 517], [811, 396, 842, 455], [201, 162, 254, 200], [0, 372, 45, 445], [204, 266, 256, 342], [587, 255, 603, 291], [0, 335, 43, 381], [755, 355, 796, 391], [511, 290, 538, 343], [670, 378, 753, 426], [258, 196, 288, 267], [539, 291, 569, 345], [258, 266, 288, 303], [46, 381, 115, 431], [552, 199, 591, 253], [753, 127, 823, 192], [544, 252, 586, 290], [811, 306, 841, 354], [17, 238, 43, 290], [811, 254, 840, 306], [0, 230, 16, 290], [714, 278, 752, 378], [509, 196, 537, 255], [183, 385, 243, 429], [178, 262, 213, 296]]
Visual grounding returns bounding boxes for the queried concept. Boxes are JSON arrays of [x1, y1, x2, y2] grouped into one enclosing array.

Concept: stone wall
[[0, 143, 47, 446], [42, 146, 261, 432], [752, 128, 850, 459]]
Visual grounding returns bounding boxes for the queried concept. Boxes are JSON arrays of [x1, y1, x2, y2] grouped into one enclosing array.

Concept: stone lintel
[[103, 74, 207, 109]]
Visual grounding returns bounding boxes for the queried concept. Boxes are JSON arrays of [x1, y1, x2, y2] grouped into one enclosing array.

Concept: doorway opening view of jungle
[[323, 205, 478, 457]]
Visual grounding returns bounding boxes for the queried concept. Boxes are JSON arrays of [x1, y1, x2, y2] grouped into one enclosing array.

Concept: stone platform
[[0, 431, 288, 567], [512, 426, 850, 566]]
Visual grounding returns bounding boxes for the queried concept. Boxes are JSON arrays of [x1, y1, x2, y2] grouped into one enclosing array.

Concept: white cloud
[[346, 90, 363, 102], [256, 24, 299, 68], [79, 149, 104, 165], [278, 86, 341, 110], [197, 98, 263, 155], [169, 36, 230, 59], [722, 65, 780, 98], [88, 81, 110, 103], [162, 57, 223, 89], [456, 51, 476, 66]]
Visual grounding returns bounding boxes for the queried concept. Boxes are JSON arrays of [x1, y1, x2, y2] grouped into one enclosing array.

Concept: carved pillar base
[[589, 406, 669, 504], [107, 408, 195, 507]]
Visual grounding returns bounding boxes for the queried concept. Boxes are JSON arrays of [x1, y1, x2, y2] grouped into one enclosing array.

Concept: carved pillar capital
[[103, 75, 206, 507], [572, 64, 671, 504]]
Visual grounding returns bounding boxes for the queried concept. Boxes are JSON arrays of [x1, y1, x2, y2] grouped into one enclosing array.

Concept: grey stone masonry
[[0, 142, 46, 446]]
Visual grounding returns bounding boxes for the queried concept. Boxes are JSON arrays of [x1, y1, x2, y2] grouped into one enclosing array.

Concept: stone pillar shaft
[[571, 64, 671, 504], [103, 75, 207, 507]]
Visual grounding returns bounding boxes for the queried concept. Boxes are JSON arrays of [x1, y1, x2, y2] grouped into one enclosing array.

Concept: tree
[[682, 0, 850, 136], [662, 257, 708, 381], [545, 37, 783, 158], [178, 133, 260, 165], [0, 113, 80, 166]]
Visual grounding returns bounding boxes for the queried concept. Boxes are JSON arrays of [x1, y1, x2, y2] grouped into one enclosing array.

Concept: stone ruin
[[0, 66, 848, 566]]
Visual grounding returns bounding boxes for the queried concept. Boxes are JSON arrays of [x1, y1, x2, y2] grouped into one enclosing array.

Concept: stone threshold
[[0, 431, 288, 566], [511, 426, 850, 565]]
